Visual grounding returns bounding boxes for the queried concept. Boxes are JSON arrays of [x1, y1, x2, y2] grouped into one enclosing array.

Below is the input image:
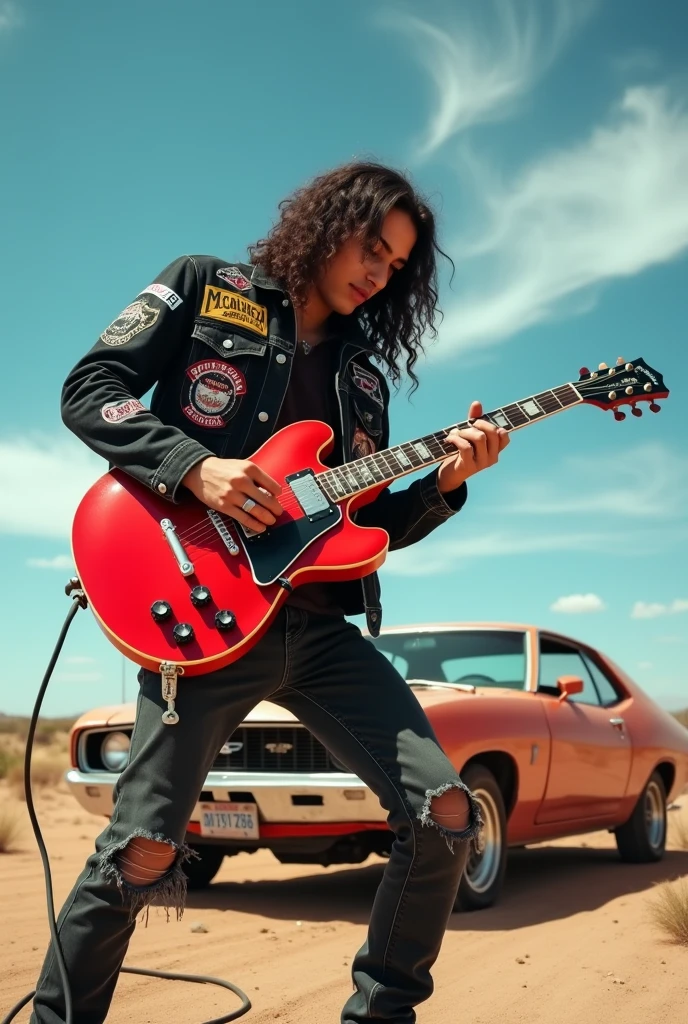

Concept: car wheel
[[453, 764, 508, 912], [182, 843, 225, 889], [614, 770, 667, 863]]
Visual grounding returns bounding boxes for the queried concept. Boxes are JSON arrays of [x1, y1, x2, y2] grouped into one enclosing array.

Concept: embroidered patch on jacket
[[199, 285, 267, 337], [216, 266, 252, 292], [139, 282, 183, 310], [101, 398, 146, 423], [351, 362, 383, 407], [182, 359, 247, 428], [352, 424, 377, 459], [100, 300, 160, 346]]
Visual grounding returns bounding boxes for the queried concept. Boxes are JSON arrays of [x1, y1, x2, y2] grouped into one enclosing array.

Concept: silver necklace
[[300, 339, 312, 356]]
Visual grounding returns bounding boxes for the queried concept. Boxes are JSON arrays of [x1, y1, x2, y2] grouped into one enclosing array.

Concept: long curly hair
[[248, 162, 451, 391]]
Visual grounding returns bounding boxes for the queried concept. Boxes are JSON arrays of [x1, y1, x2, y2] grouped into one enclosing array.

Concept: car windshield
[[369, 630, 527, 690]]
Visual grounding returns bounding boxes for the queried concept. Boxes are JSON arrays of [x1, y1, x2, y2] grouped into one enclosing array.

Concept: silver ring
[[241, 497, 256, 514]]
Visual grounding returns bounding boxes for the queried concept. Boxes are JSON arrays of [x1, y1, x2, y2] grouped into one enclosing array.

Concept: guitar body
[[72, 420, 389, 675]]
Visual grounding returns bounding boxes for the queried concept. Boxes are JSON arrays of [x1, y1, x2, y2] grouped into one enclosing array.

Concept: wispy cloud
[[383, 0, 593, 157], [631, 599, 688, 620], [54, 672, 103, 683], [551, 593, 606, 614], [0, 1, 21, 34], [0, 435, 103, 538], [65, 655, 96, 665], [382, 528, 633, 577], [434, 85, 688, 355], [27, 554, 75, 570], [507, 443, 688, 519]]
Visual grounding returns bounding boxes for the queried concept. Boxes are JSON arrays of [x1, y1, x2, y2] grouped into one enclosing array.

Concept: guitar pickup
[[285, 469, 336, 522]]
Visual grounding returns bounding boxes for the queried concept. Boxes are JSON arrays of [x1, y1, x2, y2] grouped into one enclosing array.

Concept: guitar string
[[174, 385, 582, 545]]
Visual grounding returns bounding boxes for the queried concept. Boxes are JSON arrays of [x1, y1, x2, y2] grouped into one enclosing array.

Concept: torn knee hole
[[116, 836, 176, 886], [428, 789, 471, 831]]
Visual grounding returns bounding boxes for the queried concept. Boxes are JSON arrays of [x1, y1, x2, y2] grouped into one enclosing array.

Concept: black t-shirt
[[274, 338, 346, 616]]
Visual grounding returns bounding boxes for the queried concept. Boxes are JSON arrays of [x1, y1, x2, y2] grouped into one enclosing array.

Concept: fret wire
[[315, 381, 581, 500]]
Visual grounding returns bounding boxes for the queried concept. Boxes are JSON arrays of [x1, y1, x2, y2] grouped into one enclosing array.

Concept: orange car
[[66, 622, 688, 910]]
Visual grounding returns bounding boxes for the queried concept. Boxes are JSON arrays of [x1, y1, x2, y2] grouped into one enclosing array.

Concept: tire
[[454, 764, 508, 912], [182, 843, 225, 889], [614, 770, 667, 863]]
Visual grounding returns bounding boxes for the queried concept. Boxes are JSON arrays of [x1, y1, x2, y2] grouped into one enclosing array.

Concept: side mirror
[[557, 675, 584, 702]]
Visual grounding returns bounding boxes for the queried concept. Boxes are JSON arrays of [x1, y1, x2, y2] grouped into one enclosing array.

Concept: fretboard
[[318, 382, 582, 502]]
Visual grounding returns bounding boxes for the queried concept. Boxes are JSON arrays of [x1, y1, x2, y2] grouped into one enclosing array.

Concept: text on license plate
[[198, 802, 259, 839]]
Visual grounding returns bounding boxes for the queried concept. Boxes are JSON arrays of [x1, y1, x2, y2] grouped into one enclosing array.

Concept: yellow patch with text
[[199, 285, 268, 337]]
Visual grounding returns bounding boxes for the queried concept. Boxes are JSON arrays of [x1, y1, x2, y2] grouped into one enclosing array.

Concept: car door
[[535, 635, 632, 825]]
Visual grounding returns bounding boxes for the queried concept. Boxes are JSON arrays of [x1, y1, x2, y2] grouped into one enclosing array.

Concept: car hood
[[71, 683, 527, 730]]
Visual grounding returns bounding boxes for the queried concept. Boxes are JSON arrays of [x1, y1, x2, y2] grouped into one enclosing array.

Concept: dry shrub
[[650, 879, 688, 946], [669, 808, 688, 851], [7, 750, 69, 801], [0, 801, 25, 853]]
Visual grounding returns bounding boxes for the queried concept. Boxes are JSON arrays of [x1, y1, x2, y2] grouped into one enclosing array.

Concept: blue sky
[[0, 0, 686, 716]]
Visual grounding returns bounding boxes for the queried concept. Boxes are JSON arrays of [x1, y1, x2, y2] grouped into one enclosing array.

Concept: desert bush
[[0, 801, 24, 853], [670, 808, 688, 851], [650, 879, 688, 946], [0, 748, 18, 779], [7, 751, 69, 800]]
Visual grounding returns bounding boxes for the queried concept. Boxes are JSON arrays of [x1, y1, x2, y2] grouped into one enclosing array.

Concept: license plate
[[198, 801, 259, 839]]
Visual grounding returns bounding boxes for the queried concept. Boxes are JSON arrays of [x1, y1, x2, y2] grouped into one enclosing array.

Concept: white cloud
[[0, 435, 104, 538], [54, 672, 103, 683], [631, 599, 688, 620], [27, 555, 75, 570], [434, 85, 688, 355], [383, 528, 624, 577], [0, 1, 20, 33], [637, 661, 653, 670], [65, 655, 96, 665], [383, 0, 593, 156], [507, 444, 688, 519], [550, 593, 606, 614]]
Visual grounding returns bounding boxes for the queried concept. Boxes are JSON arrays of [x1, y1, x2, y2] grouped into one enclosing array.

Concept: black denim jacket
[[61, 255, 467, 634]]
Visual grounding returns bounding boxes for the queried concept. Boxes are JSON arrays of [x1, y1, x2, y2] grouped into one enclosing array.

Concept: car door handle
[[609, 717, 625, 731]]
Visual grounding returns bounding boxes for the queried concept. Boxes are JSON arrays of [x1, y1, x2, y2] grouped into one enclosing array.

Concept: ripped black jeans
[[31, 607, 481, 1024]]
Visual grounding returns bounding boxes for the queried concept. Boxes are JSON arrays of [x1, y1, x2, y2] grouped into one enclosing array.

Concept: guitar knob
[[151, 600, 172, 623], [613, 410, 626, 421], [172, 622, 194, 645], [649, 402, 661, 413], [579, 366, 590, 376], [190, 585, 212, 607], [631, 406, 643, 417], [215, 610, 236, 631]]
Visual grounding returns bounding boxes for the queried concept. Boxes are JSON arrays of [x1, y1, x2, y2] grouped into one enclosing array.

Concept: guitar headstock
[[576, 357, 669, 421]]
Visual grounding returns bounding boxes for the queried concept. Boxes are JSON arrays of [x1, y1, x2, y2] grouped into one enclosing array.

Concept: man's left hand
[[437, 400, 510, 494]]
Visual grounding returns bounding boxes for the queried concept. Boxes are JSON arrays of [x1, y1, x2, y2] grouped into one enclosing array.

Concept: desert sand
[[1, 787, 686, 1024]]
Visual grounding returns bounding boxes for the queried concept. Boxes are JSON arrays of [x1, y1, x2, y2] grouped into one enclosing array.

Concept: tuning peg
[[626, 363, 634, 371], [598, 362, 608, 370], [643, 383, 652, 392], [579, 366, 590, 377], [649, 402, 661, 413], [631, 406, 643, 417], [616, 356, 625, 365], [613, 410, 626, 421]]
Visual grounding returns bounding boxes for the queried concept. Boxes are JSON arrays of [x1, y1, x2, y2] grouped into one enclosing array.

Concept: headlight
[[101, 731, 131, 771]]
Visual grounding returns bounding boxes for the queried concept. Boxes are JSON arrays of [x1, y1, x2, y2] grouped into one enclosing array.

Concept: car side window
[[538, 637, 601, 706], [582, 654, 622, 706]]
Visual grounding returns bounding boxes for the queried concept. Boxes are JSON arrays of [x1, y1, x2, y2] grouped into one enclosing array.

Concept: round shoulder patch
[[100, 300, 160, 346]]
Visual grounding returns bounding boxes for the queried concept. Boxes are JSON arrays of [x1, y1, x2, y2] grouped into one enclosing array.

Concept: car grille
[[211, 726, 344, 774]]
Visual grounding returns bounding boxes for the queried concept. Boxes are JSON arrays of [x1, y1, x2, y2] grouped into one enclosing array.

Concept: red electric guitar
[[71, 357, 668, 704]]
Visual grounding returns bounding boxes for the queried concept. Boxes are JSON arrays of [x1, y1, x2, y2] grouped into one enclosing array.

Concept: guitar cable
[[1, 588, 251, 1024]]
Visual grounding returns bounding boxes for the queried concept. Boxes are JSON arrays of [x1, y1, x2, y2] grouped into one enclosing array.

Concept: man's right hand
[[181, 457, 284, 533]]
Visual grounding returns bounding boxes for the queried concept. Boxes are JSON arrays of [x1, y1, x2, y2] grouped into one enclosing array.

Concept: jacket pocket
[[191, 321, 268, 359], [178, 324, 267, 434]]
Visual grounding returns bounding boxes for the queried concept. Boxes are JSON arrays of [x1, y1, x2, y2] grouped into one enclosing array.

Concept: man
[[32, 162, 509, 1024]]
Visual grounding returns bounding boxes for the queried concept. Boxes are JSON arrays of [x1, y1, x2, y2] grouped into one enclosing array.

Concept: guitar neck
[[319, 381, 583, 502]]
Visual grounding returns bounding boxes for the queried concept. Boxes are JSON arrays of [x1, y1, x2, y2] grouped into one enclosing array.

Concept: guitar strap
[[362, 574, 382, 638]]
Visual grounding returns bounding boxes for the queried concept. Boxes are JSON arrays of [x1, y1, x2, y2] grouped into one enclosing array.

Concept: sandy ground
[[1, 787, 687, 1024]]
